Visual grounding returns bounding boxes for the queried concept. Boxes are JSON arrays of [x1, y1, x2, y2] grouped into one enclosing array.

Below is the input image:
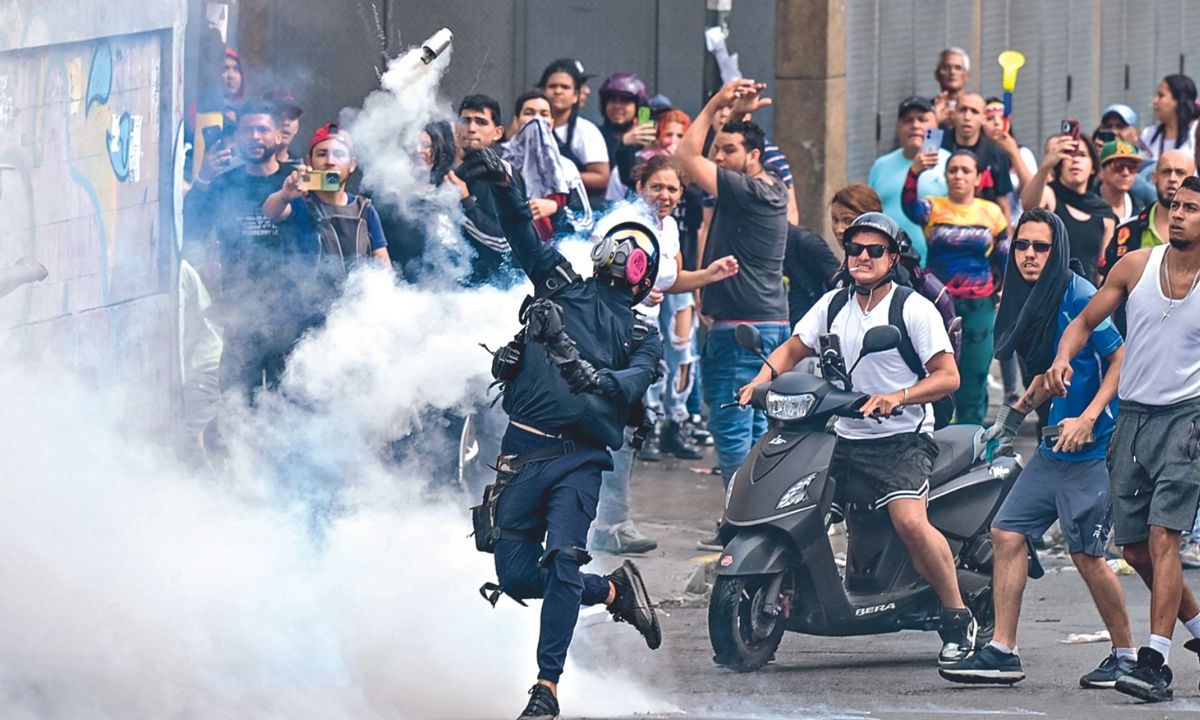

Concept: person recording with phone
[[263, 122, 390, 272], [1022, 123, 1115, 285], [597, 72, 656, 203], [182, 102, 297, 401], [941, 207, 1133, 688], [738, 213, 974, 668], [868, 96, 949, 265]]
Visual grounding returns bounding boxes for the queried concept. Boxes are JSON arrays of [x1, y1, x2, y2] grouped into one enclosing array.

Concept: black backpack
[[825, 286, 956, 429]]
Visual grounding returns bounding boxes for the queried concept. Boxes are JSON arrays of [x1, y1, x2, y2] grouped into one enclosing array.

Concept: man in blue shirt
[[868, 96, 949, 265], [941, 208, 1134, 688]]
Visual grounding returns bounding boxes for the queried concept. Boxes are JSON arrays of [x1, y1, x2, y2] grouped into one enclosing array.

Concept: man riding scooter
[[739, 212, 975, 665]]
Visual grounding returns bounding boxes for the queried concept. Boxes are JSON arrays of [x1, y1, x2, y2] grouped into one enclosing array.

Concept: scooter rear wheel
[[709, 575, 786, 672]]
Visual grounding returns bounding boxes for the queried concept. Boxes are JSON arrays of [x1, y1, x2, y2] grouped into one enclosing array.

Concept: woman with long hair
[[1140, 73, 1199, 161]]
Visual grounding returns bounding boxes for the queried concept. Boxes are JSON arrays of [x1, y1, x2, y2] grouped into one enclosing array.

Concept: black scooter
[[707, 324, 1025, 672]]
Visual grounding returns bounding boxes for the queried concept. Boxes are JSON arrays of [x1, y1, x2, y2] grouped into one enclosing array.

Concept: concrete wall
[[0, 0, 186, 415]]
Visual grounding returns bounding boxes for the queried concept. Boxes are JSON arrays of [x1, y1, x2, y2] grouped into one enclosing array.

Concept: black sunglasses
[[1012, 239, 1053, 253], [844, 241, 889, 259]]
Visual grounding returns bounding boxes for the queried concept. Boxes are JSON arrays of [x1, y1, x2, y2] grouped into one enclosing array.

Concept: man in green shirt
[[1105, 149, 1196, 270]]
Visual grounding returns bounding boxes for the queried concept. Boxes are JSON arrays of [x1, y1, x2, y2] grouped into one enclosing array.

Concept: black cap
[[539, 58, 591, 88], [897, 96, 934, 117]]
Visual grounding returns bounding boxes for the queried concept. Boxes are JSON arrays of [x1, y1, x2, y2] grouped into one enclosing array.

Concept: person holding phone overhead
[[1022, 123, 1115, 285], [869, 96, 950, 265]]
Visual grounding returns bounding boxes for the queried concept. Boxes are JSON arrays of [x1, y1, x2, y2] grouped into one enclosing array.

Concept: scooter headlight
[[765, 391, 817, 421], [776, 471, 820, 509]]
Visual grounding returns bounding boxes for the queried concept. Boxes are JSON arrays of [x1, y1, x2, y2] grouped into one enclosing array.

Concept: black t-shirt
[[783, 226, 840, 328], [941, 134, 1014, 203], [184, 165, 293, 296], [700, 168, 790, 321]]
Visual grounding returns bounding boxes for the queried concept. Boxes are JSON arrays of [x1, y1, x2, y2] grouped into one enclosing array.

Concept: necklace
[[1161, 247, 1200, 321]]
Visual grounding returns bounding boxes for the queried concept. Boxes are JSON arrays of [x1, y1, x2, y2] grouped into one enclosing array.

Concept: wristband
[[901, 387, 909, 406]]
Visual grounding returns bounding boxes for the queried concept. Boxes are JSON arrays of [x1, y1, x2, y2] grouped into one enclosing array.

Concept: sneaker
[[638, 426, 662, 462], [688, 414, 714, 446], [659, 420, 704, 460], [1079, 650, 1137, 688], [1114, 647, 1173, 702], [1180, 540, 1200, 569], [939, 643, 1025, 684], [591, 522, 658, 555], [517, 683, 559, 720], [606, 560, 662, 650], [937, 608, 978, 666]]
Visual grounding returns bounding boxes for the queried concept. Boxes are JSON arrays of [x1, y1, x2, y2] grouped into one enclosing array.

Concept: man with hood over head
[[941, 207, 1134, 688]]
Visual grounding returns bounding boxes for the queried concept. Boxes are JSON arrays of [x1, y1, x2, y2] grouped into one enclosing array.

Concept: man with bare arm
[[1046, 175, 1200, 703]]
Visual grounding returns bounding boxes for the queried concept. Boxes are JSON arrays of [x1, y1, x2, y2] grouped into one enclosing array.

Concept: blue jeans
[[660, 293, 697, 423], [596, 429, 636, 528], [701, 322, 789, 486]]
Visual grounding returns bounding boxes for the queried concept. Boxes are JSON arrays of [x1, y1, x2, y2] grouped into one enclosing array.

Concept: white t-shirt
[[637, 216, 681, 320], [554, 116, 609, 166], [794, 286, 953, 440], [1139, 120, 1198, 162]]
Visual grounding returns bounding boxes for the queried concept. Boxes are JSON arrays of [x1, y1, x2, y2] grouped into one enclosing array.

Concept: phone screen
[[921, 127, 944, 155], [637, 105, 652, 125]]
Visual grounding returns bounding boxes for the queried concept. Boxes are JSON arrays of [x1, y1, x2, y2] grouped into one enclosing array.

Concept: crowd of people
[[179, 40, 1200, 717]]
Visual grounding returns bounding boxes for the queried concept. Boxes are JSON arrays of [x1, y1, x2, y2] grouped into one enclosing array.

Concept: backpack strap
[[825, 287, 852, 333], [887, 285, 927, 379]]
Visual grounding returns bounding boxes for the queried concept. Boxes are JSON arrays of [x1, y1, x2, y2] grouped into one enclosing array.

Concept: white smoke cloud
[[0, 40, 675, 720]]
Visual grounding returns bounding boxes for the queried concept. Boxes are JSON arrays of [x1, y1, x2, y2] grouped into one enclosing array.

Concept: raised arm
[[677, 80, 764, 196], [901, 164, 934, 227], [1045, 251, 1147, 395]]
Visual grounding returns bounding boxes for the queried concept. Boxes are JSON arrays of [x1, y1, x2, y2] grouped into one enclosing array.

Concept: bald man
[[1106, 149, 1197, 272], [943, 92, 1013, 219]]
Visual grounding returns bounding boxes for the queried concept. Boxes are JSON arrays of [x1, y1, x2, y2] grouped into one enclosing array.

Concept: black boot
[[607, 560, 662, 649], [659, 419, 703, 459], [637, 424, 662, 461], [517, 683, 559, 719]]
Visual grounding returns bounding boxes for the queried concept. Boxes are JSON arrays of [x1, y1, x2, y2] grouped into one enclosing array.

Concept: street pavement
[[555, 420, 1200, 720]]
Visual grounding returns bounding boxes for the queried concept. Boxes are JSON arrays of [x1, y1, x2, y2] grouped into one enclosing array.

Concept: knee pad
[[540, 546, 592, 586]]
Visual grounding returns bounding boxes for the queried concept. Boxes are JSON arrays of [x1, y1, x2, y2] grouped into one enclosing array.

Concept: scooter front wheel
[[709, 574, 787, 672]]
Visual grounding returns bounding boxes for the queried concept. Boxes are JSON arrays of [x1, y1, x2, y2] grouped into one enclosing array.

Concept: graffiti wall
[[0, 0, 186, 418]]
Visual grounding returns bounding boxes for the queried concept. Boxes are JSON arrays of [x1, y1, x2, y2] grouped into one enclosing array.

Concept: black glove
[[524, 299, 566, 342], [454, 146, 510, 185], [560, 358, 600, 394]]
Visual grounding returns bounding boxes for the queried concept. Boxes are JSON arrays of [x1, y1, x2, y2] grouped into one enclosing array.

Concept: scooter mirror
[[734, 324, 764, 355], [860, 325, 901, 356]]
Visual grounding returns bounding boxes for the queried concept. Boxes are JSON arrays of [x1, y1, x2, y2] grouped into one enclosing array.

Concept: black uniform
[[488, 175, 662, 685]]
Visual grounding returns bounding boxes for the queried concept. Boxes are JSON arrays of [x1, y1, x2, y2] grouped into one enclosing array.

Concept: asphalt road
[[550, 438, 1200, 720]]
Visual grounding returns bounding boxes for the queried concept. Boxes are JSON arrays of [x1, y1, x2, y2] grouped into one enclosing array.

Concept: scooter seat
[[929, 425, 982, 489]]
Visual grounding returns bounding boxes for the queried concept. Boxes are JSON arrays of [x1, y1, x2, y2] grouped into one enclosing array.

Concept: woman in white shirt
[[1139, 74, 1199, 162]]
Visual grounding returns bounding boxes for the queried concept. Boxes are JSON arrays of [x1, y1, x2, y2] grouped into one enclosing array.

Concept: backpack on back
[[825, 285, 957, 429]]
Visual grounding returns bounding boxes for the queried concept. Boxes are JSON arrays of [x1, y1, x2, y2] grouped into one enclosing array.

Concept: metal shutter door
[[1008, 0, 1043, 143], [845, 0, 880, 180], [877, 0, 917, 160], [1066, 0, 1099, 125], [1124, 0, 1156, 124], [1099, 0, 1126, 108]]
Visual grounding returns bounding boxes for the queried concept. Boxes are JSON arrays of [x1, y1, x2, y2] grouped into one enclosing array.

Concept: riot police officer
[[461, 148, 664, 720]]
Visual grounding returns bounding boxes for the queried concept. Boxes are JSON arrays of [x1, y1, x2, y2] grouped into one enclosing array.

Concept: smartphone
[[201, 124, 223, 150], [299, 169, 342, 192], [921, 127, 944, 155], [1041, 423, 1095, 447], [1061, 118, 1081, 142], [637, 105, 652, 125], [1096, 130, 1117, 144]]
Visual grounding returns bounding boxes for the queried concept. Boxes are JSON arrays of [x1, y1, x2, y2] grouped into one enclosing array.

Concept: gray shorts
[[1108, 398, 1200, 546], [992, 452, 1111, 556]]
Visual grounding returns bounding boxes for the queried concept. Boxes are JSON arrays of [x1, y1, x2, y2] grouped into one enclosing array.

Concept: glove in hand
[[455, 146, 509, 184], [561, 358, 600, 394]]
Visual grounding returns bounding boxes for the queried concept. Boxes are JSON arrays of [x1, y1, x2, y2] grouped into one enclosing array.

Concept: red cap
[[308, 122, 353, 154]]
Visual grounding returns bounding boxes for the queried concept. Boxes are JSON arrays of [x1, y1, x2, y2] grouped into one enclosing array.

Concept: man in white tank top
[[1047, 176, 1200, 703]]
